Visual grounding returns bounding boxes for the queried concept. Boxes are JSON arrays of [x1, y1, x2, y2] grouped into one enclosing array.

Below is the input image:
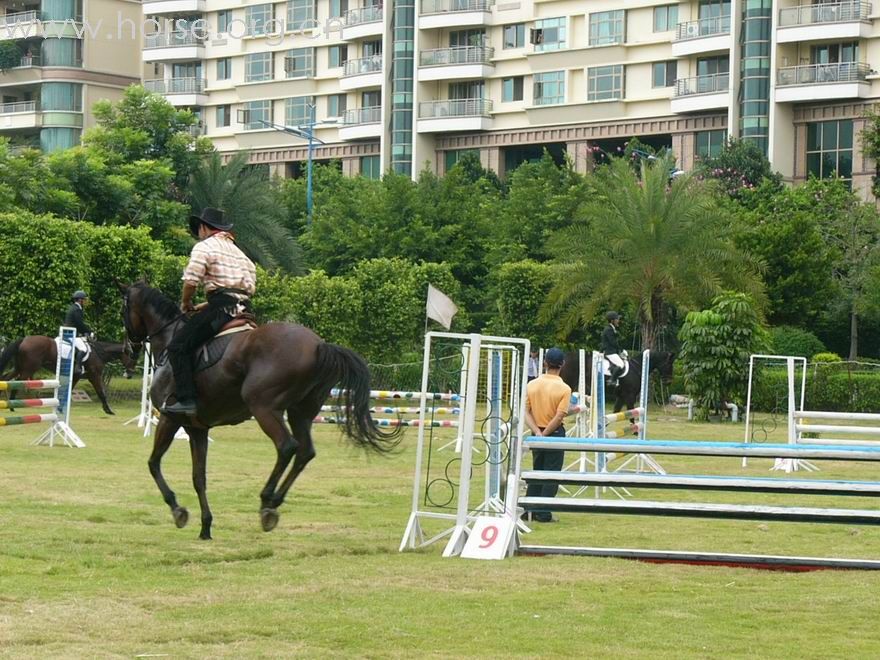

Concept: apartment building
[[0, 0, 141, 152], [141, 0, 879, 196]]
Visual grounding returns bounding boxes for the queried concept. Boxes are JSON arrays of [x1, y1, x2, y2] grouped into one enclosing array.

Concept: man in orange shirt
[[524, 347, 572, 523]]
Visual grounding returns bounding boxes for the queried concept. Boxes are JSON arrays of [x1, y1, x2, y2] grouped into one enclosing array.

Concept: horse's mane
[[133, 282, 179, 321]]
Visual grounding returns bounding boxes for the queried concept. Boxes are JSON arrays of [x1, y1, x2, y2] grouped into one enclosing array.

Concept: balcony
[[339, 106, 382, 140], [0, 9, 40, 28], [142, 31, 205, 62], [144, 78, 208, 106], [340, 55, 383, 90], [142, 0, 206, 14], [16, 55, 40, 68], [777, 2, 872, 43], [341, 5, 383, 41], [186, 122, 206, 137], [672, 16, 732, 58], [418, 45, 493, 81], [0, 101, 41, 130], [776, 62, 870, 102], [419, 0, 492, 29], [416, 98, 492, 132], [670, 73, 729, 113]]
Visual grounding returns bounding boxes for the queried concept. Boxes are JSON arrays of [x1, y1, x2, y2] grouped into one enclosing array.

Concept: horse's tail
[[314, 342, 403, 453], [0, 339, 22, 379]]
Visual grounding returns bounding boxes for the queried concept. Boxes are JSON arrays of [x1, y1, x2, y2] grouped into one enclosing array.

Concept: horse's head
[[651, 351, 676, 385], [121, 337, 140, 379], [117, 281, 149, 348]]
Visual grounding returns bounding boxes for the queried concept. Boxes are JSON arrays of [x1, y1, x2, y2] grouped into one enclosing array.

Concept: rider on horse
[[64, 290, 94, 375], [601, 310, 625, 385], [162, 207, 257, 415]]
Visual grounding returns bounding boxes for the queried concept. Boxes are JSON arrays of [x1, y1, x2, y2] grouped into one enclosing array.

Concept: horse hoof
[[172, 507, 189, 528], [260, 507, 279, 532], [104, 409, 115, 416], [199, 533, 212, 541]]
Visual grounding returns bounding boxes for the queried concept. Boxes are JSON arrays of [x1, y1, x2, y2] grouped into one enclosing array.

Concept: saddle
[[194, 316, 257, 374], [601, 351, 630, 379]]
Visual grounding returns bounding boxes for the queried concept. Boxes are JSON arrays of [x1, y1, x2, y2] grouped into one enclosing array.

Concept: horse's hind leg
[[251, 406, 298, 532], [148, 414, 189, 529], [86, 364, 114, 415], [268, 408, 317, 511], [185, 427, 212, 540]]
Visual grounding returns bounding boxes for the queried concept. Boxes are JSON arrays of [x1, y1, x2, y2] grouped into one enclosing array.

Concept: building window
[[217, 57, 231, 80], [589, 10, 625, 46], [285, 96, 315, 126], [533, 71, 565, 105], [502, 76, 524, 102], [245, 4, 273, 36], [286, 47, 315, 78], [807, 120, 853, 181], [329, 44, 347, 68], [216, 104, 231, 127], [362, 90, 380, 107], [330, 0, 348, 18], [445, 149, 479, 172], [360, 155, 381, 179], [287, 0, 315, 26], [653, 4, 678, 32], [245, 52, 273, 82], [652, 61, 677, 88], [531, 17, 566, 52], [243, 100, 271, 130], [588, 65, 624, 101], [217, 9, 232, 33], [695, 129, 727, 158], [327, 93, 346, 117], [41, 82, 82, 111], [503, 23, 524, 49]]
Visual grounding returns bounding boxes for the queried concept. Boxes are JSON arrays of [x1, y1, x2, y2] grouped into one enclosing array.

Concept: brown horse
[[119, 281, 400, 540], [0, 335, 138, 415]]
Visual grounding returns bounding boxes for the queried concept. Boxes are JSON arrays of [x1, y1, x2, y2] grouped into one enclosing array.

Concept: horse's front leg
[[85, 367, 114, 415], [250, 405, 298, 532], [148, 414, 188, 529], [185, 427, 213, 540]]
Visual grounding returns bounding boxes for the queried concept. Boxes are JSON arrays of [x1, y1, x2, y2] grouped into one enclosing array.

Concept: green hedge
[[748, 365, 880, 413]]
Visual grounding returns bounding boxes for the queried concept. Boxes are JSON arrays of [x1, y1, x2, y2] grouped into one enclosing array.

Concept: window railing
[[187, 122, 206, 136], [779, 2, 871, 27], [419, 45, 493, 67], [344, 5, 382, 26], [144, 31, 205, 48], [144, 77, 207, 94], [776, 62, 870, 85], [675, 15, 731, 41], [0, 10, 40, 26], [420, 0, 491, 14], [674, 73, 729, 97], [418, 98, 492, 118], [0, 100, 37, 114], [17, 55, 40, 67], [343, 55, 382, 76], [343, 106, 381, 125]]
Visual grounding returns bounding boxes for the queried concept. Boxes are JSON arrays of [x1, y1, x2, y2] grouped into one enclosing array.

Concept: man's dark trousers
[[525, 425, 565, 522], [166, 293, 237, 402]]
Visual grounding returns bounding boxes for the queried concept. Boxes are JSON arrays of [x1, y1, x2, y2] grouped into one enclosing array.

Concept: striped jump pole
[[313, 415, 459, 428], [27, 326, 84, 448], [330, 388, 463, 402]]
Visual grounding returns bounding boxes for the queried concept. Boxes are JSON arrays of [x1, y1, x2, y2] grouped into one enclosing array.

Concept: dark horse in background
[[0, 335, 138, 415], [119, 282, 400, 540], [559, 350, 676, 423]]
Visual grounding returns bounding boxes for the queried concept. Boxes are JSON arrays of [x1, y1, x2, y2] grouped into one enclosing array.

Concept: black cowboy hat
[[189, 207, 233, 236]]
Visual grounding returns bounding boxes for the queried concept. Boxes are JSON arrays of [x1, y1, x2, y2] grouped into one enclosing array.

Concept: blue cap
[[544, 347, 565, 367]]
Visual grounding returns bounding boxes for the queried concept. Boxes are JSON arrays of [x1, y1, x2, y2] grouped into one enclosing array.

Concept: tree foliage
[[0, 41, 21, 72], [697, 138, 782, 201]]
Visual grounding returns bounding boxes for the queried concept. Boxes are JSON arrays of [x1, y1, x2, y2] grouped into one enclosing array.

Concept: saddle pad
[[194, 330, 249, 374], [55, 336, 90, 363]]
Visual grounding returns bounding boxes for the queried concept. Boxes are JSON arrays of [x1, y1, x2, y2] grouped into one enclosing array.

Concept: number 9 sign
[[461, 516, 515, 560]]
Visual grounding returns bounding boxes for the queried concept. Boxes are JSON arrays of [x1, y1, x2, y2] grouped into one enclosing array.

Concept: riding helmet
[[606, 311, 620, 321], [72, 290, 88, 301]]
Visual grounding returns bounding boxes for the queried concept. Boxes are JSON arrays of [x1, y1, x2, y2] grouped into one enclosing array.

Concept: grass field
[[2, 399, 880, 658]]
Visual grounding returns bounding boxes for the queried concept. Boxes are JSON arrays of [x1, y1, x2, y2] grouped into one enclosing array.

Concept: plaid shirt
[[182, 232, 256, 298]]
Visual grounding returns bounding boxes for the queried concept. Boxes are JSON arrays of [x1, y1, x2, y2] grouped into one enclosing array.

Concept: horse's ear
[[140, 272, 150, 285], [114, 279, 128, 294]]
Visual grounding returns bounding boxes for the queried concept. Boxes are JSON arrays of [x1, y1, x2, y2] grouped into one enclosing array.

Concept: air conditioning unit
[[529, 28, 544, 45], [685, 22, 700, 38]]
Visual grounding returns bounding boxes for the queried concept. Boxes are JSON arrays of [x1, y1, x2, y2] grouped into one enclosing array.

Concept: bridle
[[121, 290, 184, 350]]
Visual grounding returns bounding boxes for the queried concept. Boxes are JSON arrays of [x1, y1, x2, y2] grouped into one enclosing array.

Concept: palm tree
[[188, 151, 302, 273], [545, 154, 765, 349]]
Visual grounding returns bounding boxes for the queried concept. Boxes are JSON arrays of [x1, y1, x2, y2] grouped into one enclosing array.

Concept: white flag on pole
[[426, 284, 458, 330]]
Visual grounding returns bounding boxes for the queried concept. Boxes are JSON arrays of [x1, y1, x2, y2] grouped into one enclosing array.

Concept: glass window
[[329, 44, 347, 68], [40, 38, 82, 67], [589, 10, 625, 46], [695, 129, 727, 158], [330, 0, 347, 17], [285, 96, 315, 126], [699, 0, 731, 20], [449, 29, 485, 47], [806, 120, 854, 181], [588, 65, 624, 101], [327, 93, 346, 117], [40, 127, 80, 152], [362, 90, 380, 107], [245, 52, 273, 82], [697, 56, 729, 76], [533, 71, 565, 105], [287, 0, 315, 26], [532, 17, 566, 52], [652, 61, 677, 88], [502, 76, 524, 102], [503, 23, 525, 49], [286, 47, 315, 78], [217, 57, 231, 80], [216, 104, 231, 127], [243, 100, 271, 130], [653, 4, 678, 32], [41, 82, 82, 111], [360, 155, 381, 179], [245, 4, 273, 36], [217, 9, 231, 32]]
